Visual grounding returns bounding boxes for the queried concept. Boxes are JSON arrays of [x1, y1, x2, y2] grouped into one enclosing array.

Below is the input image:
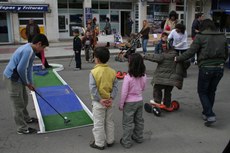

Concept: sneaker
[[202, 114, 207, 121], [74, 68, 81, 71], [89, 141, 104, 150], [26, 117, 38, 124], [17, 127, 37, 134], [150, 99, 157, 104], [131, 135, 143, 144], [204, 116, 216, 127], [107, 141, 115, 147], [120, 138, 132, 149]]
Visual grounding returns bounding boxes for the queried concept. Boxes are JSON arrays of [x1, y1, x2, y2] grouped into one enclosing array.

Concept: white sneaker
[[150, 99, 157, 104]]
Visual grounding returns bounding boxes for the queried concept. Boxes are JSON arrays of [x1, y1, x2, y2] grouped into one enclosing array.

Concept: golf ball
[[64, 117, 68, 119]]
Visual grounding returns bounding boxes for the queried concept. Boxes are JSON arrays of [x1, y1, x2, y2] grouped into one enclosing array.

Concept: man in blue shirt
[[3, 34, 49, 134]]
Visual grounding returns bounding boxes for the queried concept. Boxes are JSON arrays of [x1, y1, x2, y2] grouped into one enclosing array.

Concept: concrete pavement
[[0, 57, 229, 153]]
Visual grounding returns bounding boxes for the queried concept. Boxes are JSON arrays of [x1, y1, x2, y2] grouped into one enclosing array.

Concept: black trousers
[[74, 50, 81, 69], [153, 84, 173, 107]]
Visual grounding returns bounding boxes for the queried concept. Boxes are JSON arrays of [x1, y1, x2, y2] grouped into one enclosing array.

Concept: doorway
[[121, 11, 131, 37], [58, 14, 69, 39]]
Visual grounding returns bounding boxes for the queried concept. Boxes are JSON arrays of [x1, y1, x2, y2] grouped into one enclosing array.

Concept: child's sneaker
[[89, 141, 104, 150], [131, 135, 143, 144], [26, 117, 38, 124], [150, 99, 158, 104], [120, 138, 132, 149], [17, 127, 37, 134]]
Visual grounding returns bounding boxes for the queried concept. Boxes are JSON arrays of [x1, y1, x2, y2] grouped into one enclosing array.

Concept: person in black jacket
[[191, 13, 204, 40], [73, 29, 82, 70], [175, 19, 228, 127]]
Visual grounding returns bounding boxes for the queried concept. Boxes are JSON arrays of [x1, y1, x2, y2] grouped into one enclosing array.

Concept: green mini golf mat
[[33, 69, 63, 87], [32, 65, 93, 133], [43, 111, 92, 131]]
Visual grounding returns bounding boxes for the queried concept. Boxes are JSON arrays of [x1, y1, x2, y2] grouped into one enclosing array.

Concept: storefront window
[[58, 0, 68, 8], [0, 12, 9, 43], [92, 1, 99, 9], [110, 2, 132, 9], [99, 1, 109, 9], [69, 0, 83, 9], [18, 13, 44, 42]]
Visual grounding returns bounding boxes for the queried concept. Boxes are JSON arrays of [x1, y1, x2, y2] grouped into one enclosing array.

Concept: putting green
[[43, 111, 92, 131], [33, 69, 63, 87], [33, 67, 93, 133]]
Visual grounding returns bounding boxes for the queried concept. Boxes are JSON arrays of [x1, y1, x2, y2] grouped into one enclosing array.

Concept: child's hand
[[119, 106, 123, 111], [100, 99, 112, 108]]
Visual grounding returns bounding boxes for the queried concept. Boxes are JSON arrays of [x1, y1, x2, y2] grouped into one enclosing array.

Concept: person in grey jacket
[[145, 49, 187, 110], [175, 19, 228, 126]]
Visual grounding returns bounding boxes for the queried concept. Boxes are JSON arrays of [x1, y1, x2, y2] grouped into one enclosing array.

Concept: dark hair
[[94, 47, 110, 63], [196, 13, 203, 19], [169, 10, 178, 20], [128, 53, 146, 78], [106, 17, 110, 22], [32, 34, 49, 46], [73, 29, 79, 33], [175, 23, 186, 34], [161, 32, 168, 37], [199, 19, 217, 32]]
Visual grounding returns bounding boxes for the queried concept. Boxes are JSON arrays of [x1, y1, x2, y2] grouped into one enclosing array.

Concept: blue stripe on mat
[[36, 85, 84, 116]]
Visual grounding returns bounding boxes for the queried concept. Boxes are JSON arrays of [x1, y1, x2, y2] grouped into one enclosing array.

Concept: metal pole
[[184, 0, 187, 27]]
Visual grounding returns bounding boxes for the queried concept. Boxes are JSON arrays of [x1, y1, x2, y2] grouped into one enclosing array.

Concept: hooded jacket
[[176, 30, 228, 67]]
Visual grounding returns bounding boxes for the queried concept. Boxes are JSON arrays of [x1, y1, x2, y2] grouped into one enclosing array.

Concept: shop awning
[[0, 4, 50, 12]]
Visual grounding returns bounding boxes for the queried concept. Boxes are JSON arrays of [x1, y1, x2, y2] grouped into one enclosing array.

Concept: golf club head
[[64, 119, 71, 125]]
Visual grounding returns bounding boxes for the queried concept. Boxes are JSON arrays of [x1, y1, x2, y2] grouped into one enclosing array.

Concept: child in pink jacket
[[119, 53, 147, 148]]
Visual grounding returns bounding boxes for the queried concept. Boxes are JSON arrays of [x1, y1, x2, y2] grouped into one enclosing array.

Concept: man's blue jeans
[[198, 67, 224, 117]]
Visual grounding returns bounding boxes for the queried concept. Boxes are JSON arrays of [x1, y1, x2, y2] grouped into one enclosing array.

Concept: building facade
[[0, 0, 212, 44]]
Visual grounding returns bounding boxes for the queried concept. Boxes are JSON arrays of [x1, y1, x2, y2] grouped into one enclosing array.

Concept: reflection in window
[[111, 15, 119, 22], [100, 15, 107, 22]]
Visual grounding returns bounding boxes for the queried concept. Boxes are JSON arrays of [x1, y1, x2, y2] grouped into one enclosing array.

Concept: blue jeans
[[142, 39, 148, 54], [198, 67, 224, 117]]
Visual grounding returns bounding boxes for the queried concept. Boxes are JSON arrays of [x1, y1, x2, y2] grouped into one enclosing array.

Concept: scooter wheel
[[144, 103, 153, 113], [171, 100, 180, 110], [152, 107, 161, 116]]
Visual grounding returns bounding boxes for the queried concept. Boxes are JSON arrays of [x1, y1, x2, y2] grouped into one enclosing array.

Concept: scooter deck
[[150, 103, 174, 112]]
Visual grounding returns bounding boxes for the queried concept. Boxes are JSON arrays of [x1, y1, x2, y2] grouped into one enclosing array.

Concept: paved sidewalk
[[0, 35, 193, 63], [0, 43, 154, 63]]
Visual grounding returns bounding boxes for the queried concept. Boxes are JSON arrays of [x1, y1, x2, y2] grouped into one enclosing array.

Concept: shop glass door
[[58, 14, 69, 38]]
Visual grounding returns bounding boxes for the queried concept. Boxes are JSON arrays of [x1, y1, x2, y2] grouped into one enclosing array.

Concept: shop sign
[[148, 0, 170, 3], [0, 4, 49, 12]]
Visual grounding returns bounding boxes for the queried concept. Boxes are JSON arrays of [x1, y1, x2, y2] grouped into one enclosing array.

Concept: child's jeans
[[153, 84, 173, 107], [92, 101, 114, 147]]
